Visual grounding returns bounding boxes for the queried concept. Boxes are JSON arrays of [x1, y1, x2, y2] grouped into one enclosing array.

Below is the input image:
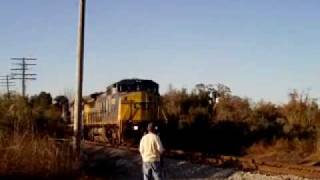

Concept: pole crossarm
[[11, 58, 37, 60], [0, 82, 15, 84], [12, 63, 36, 66], [11, 73, 37, 76], [0, 75, 13, 77], [11, 68, 30, 71], [12, 78, 37, 80]]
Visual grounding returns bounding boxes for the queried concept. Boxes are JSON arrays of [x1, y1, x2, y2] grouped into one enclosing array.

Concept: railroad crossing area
[[81, 143, 311, 180]]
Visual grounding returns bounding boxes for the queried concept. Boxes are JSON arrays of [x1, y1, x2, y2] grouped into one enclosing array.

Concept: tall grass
[[0, 93, 123, 179], [0, 93, 77, 178], [0, 133, 75, 178]]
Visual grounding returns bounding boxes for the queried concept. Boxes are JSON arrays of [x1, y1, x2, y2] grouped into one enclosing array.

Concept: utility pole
[[0, 75, 15, 98], [10, 57, 37, 97], [74, 0, 86, 155]]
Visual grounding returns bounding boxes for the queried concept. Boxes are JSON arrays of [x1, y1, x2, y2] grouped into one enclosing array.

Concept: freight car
[[79, 79, 161, 144]]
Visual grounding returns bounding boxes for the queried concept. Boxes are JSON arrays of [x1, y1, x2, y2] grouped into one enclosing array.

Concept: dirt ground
[[80, 144, 312, 180]]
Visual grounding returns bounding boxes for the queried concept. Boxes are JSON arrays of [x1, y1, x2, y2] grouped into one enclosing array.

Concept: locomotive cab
[[115, 79, 160, 143], [82, 79, 161, 144]]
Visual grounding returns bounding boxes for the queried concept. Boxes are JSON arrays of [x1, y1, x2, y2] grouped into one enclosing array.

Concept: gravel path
[[82, 145, 313, 180]]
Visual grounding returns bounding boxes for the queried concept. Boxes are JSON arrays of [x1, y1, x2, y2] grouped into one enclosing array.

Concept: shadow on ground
[[82, 146, 142, 180]]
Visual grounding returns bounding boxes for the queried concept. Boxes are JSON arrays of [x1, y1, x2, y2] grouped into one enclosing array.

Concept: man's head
[[147, 122, 155, 133]]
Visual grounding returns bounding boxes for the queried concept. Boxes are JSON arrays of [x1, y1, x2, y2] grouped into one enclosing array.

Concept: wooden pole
[[74, 0, 86, 155], [6, 75, 10, 98], [22, 58, 26, 97]]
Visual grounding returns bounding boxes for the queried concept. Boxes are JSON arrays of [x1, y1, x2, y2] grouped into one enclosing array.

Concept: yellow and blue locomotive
[[82, 79, 161, 144]]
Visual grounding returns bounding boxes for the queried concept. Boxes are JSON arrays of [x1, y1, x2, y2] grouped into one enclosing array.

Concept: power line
[[10, 57, 37, 97], [0, 75, 16, 98]]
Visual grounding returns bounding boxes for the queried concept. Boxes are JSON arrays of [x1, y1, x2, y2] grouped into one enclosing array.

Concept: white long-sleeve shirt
[[139, 132, 164, 162]]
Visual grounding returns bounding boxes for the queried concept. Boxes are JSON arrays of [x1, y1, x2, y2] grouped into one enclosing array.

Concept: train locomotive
[[80, 79, 161, 144]]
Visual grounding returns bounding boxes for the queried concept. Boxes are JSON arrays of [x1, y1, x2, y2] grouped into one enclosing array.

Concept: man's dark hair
[[147, 122, 155, 132]]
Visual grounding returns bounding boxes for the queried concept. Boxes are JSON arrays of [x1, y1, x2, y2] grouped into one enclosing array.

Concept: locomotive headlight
[[215, 97, 220, 103], [133, 125, 139, 130]]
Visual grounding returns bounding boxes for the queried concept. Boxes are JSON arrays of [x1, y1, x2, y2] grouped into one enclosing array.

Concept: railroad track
[[82, 140, 320, 179]]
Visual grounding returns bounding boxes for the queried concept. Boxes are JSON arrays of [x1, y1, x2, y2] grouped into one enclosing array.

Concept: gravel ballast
[[83, 145, 313, 180]]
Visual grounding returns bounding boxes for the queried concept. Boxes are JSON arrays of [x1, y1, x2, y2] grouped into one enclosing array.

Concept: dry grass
[[246, 138, 319, 164], [248, 138, 312, 154], [0, 133, 76, 178]]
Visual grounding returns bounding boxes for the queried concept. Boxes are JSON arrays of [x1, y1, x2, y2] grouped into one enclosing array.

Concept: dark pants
[[142, 161, 162, 180]]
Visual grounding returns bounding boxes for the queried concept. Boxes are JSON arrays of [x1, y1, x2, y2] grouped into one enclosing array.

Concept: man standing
[[139, 123, 164, 180]]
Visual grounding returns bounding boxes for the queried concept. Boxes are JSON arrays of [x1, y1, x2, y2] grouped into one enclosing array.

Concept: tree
[[216, 83, 231, 97], [54, 96, 70, 123], [30, 92, 52, 108]]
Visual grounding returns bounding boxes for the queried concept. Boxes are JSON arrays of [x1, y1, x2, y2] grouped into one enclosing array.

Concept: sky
[[0, 0, 319, 103]]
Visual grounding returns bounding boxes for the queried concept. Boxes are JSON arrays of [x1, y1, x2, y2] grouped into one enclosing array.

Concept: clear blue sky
[[0, 0, 319, 103]]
